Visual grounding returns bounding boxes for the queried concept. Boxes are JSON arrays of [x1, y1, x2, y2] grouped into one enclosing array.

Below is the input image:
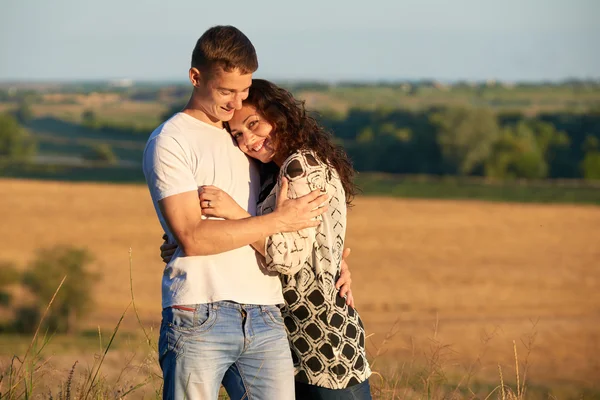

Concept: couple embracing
[[143, 25, 371, 400]]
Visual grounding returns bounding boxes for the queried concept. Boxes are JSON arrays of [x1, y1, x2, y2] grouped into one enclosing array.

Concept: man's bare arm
[[197, 185, 267, 256], [159, 178, 327, 256]]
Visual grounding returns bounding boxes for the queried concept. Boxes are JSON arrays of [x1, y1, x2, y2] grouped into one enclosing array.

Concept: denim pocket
[[162, 304, 216, 333], [262, 305, 285, 328]]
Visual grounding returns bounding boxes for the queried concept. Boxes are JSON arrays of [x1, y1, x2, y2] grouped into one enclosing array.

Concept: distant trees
[[14, 100, 33, 124], [581, 136, 600, 180], [430, 107, 499, 175], [80, 109, 151, 136], [483, 121, 569, 179], [0, 113, 37, 164], [486, 124, 548, 179], [3, 88, 599, 183], [318, 106, 598, 181]]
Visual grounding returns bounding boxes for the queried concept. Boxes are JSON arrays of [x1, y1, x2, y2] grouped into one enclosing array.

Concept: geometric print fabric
[[257, 151, 371, 389]]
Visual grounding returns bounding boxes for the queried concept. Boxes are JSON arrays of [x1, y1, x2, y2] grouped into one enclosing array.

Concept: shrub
[[20, 246, 98, 334], [83, 143, 118, 165]]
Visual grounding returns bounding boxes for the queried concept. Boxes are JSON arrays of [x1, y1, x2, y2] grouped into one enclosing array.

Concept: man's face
[[191, 67, 252, 124]]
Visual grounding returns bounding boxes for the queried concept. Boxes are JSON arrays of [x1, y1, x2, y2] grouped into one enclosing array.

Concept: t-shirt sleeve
[[143, 135, 198, 201]]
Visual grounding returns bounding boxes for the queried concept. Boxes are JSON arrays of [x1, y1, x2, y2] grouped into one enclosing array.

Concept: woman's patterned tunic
[[257, 150, 371, 389]]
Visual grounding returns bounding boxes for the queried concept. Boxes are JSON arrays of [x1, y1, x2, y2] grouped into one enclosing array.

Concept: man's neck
[[182, 98, 223, 129]]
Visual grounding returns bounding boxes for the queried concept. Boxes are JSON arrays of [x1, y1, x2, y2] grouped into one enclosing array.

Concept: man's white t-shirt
[[143, 112, 284, 308]]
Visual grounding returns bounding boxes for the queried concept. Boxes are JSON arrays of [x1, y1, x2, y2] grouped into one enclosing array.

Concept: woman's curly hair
[[243, 79, 357, 205]]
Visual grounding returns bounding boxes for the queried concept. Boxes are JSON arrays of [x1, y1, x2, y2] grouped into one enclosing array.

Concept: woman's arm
[[262, 154, 330, 276]]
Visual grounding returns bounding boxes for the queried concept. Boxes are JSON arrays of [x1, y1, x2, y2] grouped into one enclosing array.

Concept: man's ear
[[189, 67, 203, 88]]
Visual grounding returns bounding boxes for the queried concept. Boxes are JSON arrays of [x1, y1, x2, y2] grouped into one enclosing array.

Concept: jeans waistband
[[166, 300, 281, 312]]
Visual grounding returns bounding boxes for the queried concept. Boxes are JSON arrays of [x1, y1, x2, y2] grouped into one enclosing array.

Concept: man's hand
[[335, 248, 355, 308], [273, 177, 328, 233], [160, 233, 178, 264]]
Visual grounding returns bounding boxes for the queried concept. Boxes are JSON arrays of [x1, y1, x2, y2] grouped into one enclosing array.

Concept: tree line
[[2, 102, 600, 181], [318, 107, 600, 180]]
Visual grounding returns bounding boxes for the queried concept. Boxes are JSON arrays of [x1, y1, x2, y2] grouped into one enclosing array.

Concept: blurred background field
[[2, 80, 600, 202], [3, 80, 600, 400], [2, 63, 600, 400], [0, 179, 599, 398]]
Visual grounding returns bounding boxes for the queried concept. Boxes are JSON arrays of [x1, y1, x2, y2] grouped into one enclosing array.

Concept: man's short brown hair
[[191, 26, 258, 76]]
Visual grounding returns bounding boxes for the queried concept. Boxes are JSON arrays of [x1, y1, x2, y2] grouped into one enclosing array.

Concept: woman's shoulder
[[279, 150, 338, 194], [280, 150, 328, 181]]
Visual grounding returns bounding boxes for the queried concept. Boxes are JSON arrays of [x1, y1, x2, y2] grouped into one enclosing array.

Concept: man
[[142, 26, 329, 399]]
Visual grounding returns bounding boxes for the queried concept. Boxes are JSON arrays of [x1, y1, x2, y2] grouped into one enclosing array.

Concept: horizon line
[[1, 76, 600, 87]]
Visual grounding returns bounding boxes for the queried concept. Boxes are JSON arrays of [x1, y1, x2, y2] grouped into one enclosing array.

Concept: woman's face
[[229, 105, 277, 164]]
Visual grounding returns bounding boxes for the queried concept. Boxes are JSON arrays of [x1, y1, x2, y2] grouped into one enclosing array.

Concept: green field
[[355, 174, 600, 205]]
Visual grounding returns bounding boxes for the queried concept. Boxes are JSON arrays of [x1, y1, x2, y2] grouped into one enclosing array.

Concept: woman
[[162, 79, 371, 399]]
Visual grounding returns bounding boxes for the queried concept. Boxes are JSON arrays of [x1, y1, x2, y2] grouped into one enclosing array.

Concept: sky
[[0, 0, 598, 83]]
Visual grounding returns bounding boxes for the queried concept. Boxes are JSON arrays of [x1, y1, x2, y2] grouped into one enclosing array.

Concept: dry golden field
[[0, 178, 599, 396]]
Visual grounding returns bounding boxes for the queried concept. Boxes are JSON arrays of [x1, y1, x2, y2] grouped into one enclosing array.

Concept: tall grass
[[0, 257, 163, 399], [365, 316, 544, 400], [0, 254, 589, 399]]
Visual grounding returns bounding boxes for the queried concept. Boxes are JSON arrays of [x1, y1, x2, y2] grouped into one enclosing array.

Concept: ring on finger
[[207, 200, 211, 208]]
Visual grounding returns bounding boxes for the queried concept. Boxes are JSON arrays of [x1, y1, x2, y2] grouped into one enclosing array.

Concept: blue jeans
[[159, 301, 295, 400], [225, 367, 372, 400], [294, 380, 372, 400]]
